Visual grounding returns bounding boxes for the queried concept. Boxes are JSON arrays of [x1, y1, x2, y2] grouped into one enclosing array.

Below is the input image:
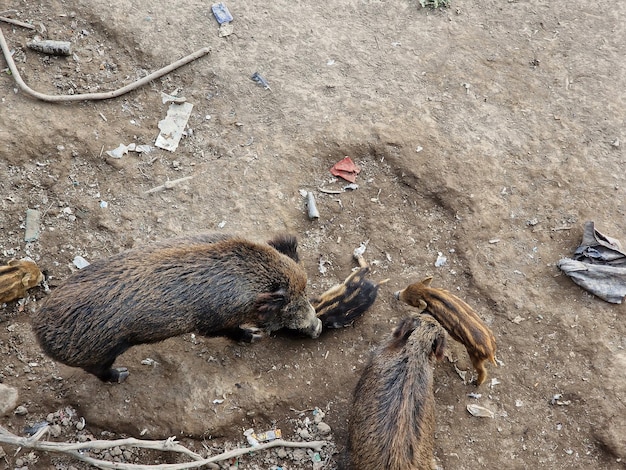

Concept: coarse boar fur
[[347, 314, 446, 470], [395, 277, 497, 385], [0, 259, 44, 303], [32, 233, 322, 383]]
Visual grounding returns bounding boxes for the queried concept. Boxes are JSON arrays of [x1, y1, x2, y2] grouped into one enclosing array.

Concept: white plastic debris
[[353, 241, 369, 259], [155, 102, 194, 152], [105, 143, 153, 159], [243, 428, 259, 446], [105, 144, 130, 159], [73, 256, 90, 269], [435, 252, 447, 267], [467, 404, 495, 418]]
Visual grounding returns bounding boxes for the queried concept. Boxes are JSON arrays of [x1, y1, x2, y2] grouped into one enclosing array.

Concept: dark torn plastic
[[557, 221, 626, 303]]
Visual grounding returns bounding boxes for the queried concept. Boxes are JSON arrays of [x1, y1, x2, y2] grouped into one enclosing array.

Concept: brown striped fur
[[395, 277, 497, 385], [311, 266, 384, 329], [0, 259, 44, 303], [347, 314, 446, 470]]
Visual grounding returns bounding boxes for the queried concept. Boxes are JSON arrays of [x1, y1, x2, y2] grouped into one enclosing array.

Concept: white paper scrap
[[155, 102, 194, 152]]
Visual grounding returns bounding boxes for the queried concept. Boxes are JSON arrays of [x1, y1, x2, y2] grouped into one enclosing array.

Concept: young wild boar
[[395, 277, 497, 385], [347, 314, 446, 470], [32, 233, 322, 383], [0, 259, 44, 303], [311, 266, 384, 329]]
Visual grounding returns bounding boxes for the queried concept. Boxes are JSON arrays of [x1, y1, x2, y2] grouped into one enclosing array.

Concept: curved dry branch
[[0, 24, 210, 102], [0, 425, 327, 470]]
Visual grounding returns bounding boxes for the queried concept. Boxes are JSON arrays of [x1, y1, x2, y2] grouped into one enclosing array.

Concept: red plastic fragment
[[330, 156, 361, 183]]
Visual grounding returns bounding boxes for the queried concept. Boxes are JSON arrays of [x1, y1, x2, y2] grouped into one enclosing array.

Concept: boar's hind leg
[[85, 364, 130, 383]]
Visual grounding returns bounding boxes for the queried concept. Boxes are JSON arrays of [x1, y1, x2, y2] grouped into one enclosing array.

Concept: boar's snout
[[308, 317, 323, 338], [293, 302, 322, 338]]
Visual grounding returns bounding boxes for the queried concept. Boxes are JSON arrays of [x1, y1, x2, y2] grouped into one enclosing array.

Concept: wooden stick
[[0, 425, 326, 470], [0, 16, 36, 30], [144, 176, 194, 194], [0, 24, 210, 102]]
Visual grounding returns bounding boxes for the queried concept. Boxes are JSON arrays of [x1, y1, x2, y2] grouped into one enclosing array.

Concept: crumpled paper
[[557, 221, 626, 303]]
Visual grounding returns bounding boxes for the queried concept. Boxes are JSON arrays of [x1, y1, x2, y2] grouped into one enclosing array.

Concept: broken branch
[[0, 24, 210, 102], [0, 16, 36, 30], [0, 425, 326, 470], [144, 176, 194, 194]]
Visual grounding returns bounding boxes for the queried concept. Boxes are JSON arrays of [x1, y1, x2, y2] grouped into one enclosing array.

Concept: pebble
[[298, 429, 311, 439], [50, 424, 62, 437], [313, 408, 325, 424], [14, 405, 28, 415], [316, 422, 331, 435], [0, 384, 18, 415]]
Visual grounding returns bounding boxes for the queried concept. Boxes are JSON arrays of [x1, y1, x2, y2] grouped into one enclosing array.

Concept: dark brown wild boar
[[32, 233, 321, 383], [395, 277, 497, 385], [347, 314, 446, 470]]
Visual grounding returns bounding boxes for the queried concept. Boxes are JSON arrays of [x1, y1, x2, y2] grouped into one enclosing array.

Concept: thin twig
[[0, 16, 35, 30], [144, 176, 194, 194], [0, 24, 210, 102], [0, 425, 326, 470]]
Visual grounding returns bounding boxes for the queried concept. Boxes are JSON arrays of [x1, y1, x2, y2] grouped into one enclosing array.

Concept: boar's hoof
[[240, 326, 264, 343]]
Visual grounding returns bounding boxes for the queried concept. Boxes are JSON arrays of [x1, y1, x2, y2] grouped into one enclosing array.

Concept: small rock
[[316, 422, 331, 435], [298, 429, 311, 440], [14, 405, 28, 416], [50, 424, 62, 437], [276, 448, 288, 458], [313, 408, 325, 424], [0, 384, 18, 415], [111, 446, 123, 456]]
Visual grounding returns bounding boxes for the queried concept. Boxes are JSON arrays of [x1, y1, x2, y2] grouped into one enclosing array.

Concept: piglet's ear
[[420, 276, 433, 287], [255, 289, 288, 320], [432, 334, 446, 361]]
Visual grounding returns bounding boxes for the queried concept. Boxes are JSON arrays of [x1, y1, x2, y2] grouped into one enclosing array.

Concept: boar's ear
[[255, 288, 289, 320], [21, 273, 32, 287], [267, 234, 300, 263], [420, 276, 433, 287], [392, 317, 418, 342], [432, 333, 446, 361]]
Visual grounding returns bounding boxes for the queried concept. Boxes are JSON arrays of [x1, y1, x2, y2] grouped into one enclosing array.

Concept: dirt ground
[[1, 0, 625, 468]]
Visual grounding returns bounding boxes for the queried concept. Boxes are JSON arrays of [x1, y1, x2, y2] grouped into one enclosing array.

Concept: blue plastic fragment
[[212, 3, 233, 24]]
